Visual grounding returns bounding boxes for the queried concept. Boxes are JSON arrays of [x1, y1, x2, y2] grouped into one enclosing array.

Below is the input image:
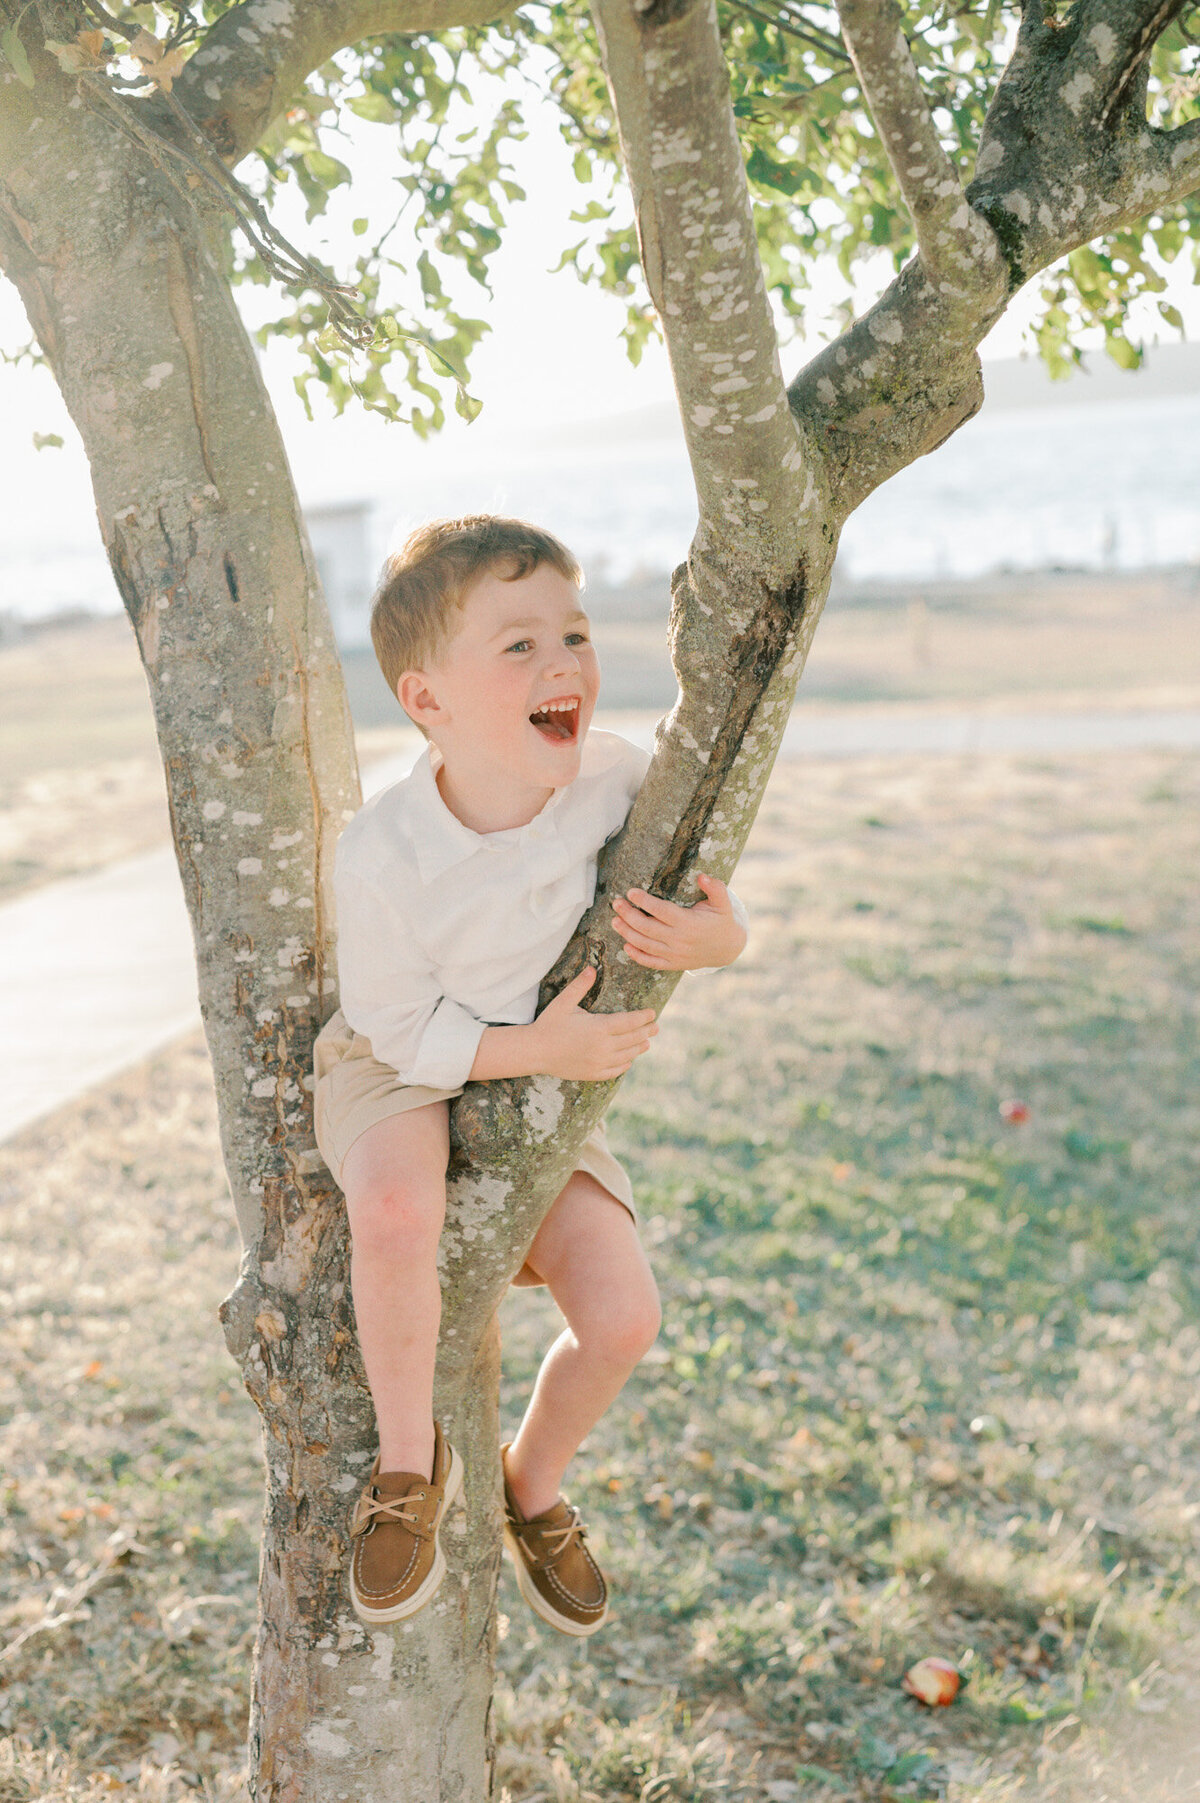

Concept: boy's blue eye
[[505, 640, 533, 654], [565, 632, 590, 646]]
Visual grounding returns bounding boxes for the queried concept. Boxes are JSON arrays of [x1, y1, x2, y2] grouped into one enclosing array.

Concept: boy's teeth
[[530, 699, 578, 740]]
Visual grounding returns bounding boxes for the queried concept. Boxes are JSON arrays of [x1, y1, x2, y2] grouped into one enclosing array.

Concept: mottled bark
[[5, 0, 1200, 1794], [175, 0, 519, 165], [836, 0, 1001, 292], [0, 19, 510, 1799]]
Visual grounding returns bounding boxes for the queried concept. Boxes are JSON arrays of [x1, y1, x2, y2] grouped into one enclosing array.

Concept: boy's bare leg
[[504, 1172, 661, 1519], [339, 1101, 449, 1479]]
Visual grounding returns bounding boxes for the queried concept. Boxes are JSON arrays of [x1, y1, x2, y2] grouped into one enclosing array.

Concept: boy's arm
[[469, 968, 658, 1083], [336, 866, 488, 1088], [609, 874, 748, 972]]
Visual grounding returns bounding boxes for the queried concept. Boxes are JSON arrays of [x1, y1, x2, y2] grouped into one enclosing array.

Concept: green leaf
[[32, 431, 64, 451], [1, 22, 35, 86], [745, 144, 807, 197], [347, 91, 395, 124], [221, 5, 1200, 419], [1106, 335, 1142, 370]]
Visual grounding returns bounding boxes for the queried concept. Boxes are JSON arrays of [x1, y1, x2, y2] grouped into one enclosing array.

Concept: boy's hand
[[611, 874, 747, 971], [530, 966, 658, 1081]]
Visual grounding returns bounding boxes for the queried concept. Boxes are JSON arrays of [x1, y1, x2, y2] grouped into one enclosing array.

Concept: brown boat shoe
[[348, 1421, 463, 1625], [501, 1443, 609, 1637]]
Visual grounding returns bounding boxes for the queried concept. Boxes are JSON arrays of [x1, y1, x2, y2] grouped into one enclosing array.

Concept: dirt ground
[[1, 742, 1198, 1801]]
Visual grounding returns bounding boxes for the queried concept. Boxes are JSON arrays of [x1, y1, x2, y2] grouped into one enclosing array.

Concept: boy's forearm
[[468, 1022, 545, 1082]]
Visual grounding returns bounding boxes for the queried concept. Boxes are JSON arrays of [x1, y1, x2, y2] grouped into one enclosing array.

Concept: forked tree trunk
[[0, 47, 812, 1796], [5, 0, 1198, 1791]]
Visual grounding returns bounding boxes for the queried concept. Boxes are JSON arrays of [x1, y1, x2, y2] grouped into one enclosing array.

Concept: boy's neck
[[433, 749, 557, 836]]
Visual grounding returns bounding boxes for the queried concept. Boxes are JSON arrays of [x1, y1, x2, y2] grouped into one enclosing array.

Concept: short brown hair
[[370, 514, 583, 699]]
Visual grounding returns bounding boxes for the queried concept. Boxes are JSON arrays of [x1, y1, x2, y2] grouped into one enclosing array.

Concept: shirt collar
[[408, 745, 571, 884]]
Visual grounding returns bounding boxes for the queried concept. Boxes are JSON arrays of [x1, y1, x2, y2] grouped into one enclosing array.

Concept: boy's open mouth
[[529, 699, 580, 744]]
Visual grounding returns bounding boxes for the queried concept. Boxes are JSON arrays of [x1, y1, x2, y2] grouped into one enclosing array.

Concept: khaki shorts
[[312, 1008, 636, 1232]]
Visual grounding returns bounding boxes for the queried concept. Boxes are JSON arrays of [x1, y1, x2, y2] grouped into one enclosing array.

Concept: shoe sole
[[350, 1446, 464, 1626], [502, 1521, 609, 1638]]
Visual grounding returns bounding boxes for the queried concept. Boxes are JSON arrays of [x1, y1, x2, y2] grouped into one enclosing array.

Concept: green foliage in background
[[246, 0, 1200, 425], [5, 1, 1200, 427]]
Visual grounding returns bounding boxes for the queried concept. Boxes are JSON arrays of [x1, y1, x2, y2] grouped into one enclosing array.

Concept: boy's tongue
[[530, 704, 577, 743]]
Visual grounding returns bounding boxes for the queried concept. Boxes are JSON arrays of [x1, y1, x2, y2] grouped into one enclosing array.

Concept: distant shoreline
[[6, 557, 1198, 647]]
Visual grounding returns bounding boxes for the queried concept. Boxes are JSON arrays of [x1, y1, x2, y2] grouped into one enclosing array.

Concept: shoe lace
[[355, 1486, 429, 1538], [535, 1504, 586, 1564]]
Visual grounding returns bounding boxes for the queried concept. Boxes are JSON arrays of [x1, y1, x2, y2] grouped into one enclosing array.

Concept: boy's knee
[[347, 1177, 444, 1262], [592, 1287, 661, 1368]]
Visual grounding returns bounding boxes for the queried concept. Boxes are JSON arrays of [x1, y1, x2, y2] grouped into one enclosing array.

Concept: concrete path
[[0, 849, 201, 1145], [3, 704, 1198, 1145]]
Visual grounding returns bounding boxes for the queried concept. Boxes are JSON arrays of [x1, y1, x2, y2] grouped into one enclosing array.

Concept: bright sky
[[2, 70, 1199, 591]]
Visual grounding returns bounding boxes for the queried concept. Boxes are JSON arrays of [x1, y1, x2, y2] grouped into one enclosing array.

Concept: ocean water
[[2, 390, 1197, 625], [441, 390, 1200, 584]]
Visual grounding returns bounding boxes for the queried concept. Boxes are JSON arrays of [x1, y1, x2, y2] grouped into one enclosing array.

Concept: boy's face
[[406, 561, 601, 792]]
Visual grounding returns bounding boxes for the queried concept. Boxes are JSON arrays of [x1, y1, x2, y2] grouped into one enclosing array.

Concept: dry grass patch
[[1, 749, 1198, 1799]]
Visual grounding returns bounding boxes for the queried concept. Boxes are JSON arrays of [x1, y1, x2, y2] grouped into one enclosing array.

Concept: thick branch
[[175, 0, 517, 164], [836, 0, 1002, 296], [590, 0, 814, 581], [788, 258, 996, 521]]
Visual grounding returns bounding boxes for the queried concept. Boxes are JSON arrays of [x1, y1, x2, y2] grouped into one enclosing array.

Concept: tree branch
[[175, 0, 518, 164], [835, 0, 1002, 296], [1080, 0, 1192, 127], [788, 258, 996, 521], [590, 0, 813, 581], [723, 0, 852, 64], [1153, 112, 1200, 201]]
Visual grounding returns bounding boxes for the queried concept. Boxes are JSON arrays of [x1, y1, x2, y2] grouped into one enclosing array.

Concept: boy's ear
[[396, 669, 445, 729]]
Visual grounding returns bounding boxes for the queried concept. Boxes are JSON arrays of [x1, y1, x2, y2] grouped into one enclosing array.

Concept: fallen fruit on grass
[[999, 1099, 1030, 1124], [902, 1657, 962, 1706]]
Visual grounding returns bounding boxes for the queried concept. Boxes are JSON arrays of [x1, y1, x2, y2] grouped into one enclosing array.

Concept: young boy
[[312, 515, 746, 1635]]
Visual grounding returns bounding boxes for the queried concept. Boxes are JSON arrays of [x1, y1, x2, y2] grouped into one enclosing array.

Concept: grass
[[1, 746, 1199, 1800]]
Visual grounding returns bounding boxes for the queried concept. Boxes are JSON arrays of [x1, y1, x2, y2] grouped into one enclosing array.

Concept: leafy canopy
[[9, 0, 1199, 427]]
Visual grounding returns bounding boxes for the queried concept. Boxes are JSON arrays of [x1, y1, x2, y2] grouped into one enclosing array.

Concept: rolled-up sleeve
[[335, 865, 487, 1088]]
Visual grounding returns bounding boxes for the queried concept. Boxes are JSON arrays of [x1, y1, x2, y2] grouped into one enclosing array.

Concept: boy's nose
[[546, 643, 582, 679]]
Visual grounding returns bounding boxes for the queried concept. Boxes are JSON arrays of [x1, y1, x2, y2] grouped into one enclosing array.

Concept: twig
[[0, 1530, 148, 1664], [724, 0, 852, 61], [75, 69, 372, 347]]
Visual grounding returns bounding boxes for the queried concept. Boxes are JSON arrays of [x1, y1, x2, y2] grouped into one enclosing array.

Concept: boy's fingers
[[611, 899, 671, 941], [696, 873, 731, 908], [613, 920, 672, 955], [605, 1020, 658, 1044], [624, 887, 683, 924], [625, 948, 671, 969], [562, 965, 597, 1000]]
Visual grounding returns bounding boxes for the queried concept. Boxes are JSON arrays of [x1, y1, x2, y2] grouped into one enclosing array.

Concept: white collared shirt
[[334, 730, 654, 1088]]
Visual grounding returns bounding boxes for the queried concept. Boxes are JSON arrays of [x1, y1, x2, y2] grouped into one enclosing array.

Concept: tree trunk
[[0, 18, 890, 1800], [0, 51, 807, 1798]]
